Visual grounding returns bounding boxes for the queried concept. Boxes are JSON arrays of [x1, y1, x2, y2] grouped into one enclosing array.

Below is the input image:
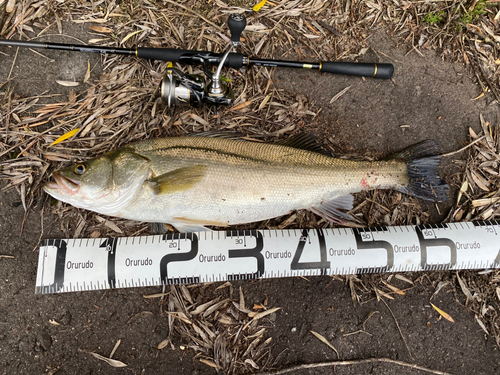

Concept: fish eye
[[74, 164, 86, 175]]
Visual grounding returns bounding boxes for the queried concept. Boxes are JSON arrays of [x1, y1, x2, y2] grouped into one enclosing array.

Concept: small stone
[[38, 331, 52, 351], [59, 311, 72, 325]]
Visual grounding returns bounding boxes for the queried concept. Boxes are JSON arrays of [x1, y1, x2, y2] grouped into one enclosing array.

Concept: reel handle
[[228, 13, 247, 46]]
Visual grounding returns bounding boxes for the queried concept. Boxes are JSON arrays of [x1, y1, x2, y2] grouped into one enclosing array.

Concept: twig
[[381, 298, 412, 359], [255, 357, 453, 375], [7, 46, 19, 81], [441, 135, 486, 157]]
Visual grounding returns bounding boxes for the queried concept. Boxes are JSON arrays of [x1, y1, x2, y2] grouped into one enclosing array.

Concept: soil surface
[[1, 23, 500, 375]]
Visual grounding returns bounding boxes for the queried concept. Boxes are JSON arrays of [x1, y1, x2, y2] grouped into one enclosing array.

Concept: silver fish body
[[44, 136, 447, 232]]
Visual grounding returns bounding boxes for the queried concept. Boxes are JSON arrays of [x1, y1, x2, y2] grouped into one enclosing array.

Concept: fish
[[43, 134, 448, 232]]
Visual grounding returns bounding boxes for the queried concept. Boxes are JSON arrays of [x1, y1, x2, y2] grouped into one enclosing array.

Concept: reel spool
[[159, 66, 233, 109]]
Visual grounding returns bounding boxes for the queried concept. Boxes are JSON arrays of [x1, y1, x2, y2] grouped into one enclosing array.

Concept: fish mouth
[[45, 171, 81, 195]]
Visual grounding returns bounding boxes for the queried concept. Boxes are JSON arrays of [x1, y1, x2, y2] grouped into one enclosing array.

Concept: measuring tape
[[35, 221, 500, 294]]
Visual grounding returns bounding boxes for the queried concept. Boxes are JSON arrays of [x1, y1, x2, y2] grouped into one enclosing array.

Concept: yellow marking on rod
[[253, 0, 267, 11], [373, 64, 378, 78], [167, 62, 173, 68], [319, 62, 322, 71], [303, 63, 313, 69]]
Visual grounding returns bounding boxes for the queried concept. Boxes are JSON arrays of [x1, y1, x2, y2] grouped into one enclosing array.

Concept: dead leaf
[[121, 30, 142, 44], [330, 86, 351, 104], [165, 311, 192, 324], [143, 292, 169, 299], [457, 180, 468, 205], [89, 26, 114, 33], [470, 171, 490, 192], [189, 113, 209, 127], [84, 61, 91, 83], [109, 339, 121, 359], [248, 307, 281, 319], [90, 352, 127, 367], [104, 220, 122, 234], [230, 99, 254, 111], [258, 94, 272, 110], [375, 287, 394, 300], [310, 331, 339, 357], [49, 128, 80, 147], [430, 303, 455, 323], [253, 0, 267, 12], [199, 358, 217, 368], [471, 91, 486, 101], [382, 281, 405, 295], [430, 281, 450, 301], [192, 298, 219, 315], [56, 80, 79, 87], [475, 315, 489, 335], [6, 0, 15, 13], [157, 339, 169, 349], [394, 274, 413, 285], [245, 358, 259, 369], [239, 286, 245, 311], [469, 127, 478, 139], [456, 272, 474, 302]]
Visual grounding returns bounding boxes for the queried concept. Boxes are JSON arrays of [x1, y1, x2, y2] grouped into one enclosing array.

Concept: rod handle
[[320, 62, 394, 79]]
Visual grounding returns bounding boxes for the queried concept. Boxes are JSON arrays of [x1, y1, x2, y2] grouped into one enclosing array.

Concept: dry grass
[[152, 284, 277, 374]]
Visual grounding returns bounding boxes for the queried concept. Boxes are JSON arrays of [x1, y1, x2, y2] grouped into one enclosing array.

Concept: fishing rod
[[0, 13, 394, 109]]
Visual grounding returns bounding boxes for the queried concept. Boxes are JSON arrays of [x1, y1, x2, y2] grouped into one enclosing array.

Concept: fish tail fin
[[391, 140, 448, 202]]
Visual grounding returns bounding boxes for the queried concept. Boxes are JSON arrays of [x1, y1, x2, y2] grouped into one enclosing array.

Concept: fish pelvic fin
[[390, 140, 448, 202], [147, 164, 207, 195], [310, 195, 358, 225]]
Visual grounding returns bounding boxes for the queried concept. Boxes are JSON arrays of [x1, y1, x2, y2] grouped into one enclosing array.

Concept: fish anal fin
[[171, 217, 229, 233], [148, 164, 207, 195], [310, 195, 355, 224], [276, 133, 330, 155]]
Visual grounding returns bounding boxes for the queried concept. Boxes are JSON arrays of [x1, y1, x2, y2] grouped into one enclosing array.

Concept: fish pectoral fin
[[147, 164, 207, 195], [171, 217, 228, 233], [309, 195, 357, 224]]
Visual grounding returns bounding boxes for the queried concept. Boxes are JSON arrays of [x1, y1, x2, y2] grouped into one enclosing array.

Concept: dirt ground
[[1, 15, 500, 375]]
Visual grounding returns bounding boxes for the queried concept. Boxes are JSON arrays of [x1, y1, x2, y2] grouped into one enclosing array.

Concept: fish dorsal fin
[[309, 195, 357, 224], [276, 133, 330, 155], [147, 164, 207, 195]]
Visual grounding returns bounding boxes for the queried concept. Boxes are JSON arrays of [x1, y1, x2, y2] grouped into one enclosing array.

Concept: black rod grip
[[320, 62, 394, 79]]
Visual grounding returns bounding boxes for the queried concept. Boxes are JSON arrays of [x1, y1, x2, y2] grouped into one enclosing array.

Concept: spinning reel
[[159, 13, 247, 109]]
